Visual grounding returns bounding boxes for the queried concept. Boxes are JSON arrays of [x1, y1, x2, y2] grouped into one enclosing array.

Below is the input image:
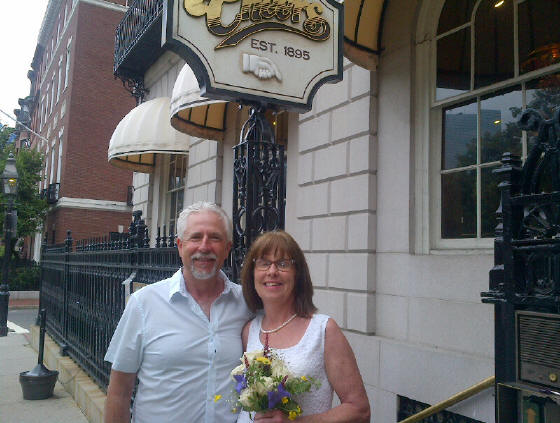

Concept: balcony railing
[[114, 0, 164, 84]]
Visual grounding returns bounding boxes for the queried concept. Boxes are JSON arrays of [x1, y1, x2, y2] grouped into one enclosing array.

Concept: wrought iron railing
[[113, 0, 163, 75], [39, 211, 185, 390]]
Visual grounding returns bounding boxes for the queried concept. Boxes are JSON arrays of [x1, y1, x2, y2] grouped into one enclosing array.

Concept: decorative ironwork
[[114, 0, 163, 75], [119, 75, 149, 105], [232, 106, 286, 282], [482, 108, 560, 420], [483, 109, 560, 308], [114, 0, 161, 104], [397, 396, 485, 423]]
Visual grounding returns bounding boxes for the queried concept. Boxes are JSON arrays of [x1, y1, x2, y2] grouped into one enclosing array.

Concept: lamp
[[0, 153, 19, 337]]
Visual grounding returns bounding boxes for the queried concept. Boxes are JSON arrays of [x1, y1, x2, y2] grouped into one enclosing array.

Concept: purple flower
[[267, 383, 291, 409], [234, 374, 247, 394]]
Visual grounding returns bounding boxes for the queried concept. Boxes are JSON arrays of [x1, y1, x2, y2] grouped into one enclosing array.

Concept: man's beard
[[190, 252, 218, 280]]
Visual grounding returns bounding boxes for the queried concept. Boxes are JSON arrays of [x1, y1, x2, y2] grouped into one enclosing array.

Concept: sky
[[0, 0, 49, 127]]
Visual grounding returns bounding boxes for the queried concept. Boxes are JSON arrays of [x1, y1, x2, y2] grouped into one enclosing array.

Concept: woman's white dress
[[236, 313, 334, 422]]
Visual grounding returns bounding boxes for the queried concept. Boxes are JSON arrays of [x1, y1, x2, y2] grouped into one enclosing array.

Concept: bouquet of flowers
[[230, 346, 320, 420]]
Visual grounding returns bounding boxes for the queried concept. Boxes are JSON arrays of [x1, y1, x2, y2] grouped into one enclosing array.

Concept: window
[[50, 78, 55, 112], [166, 155, 187, 236], [50, 148, 56, 184], [57, 128, 64, 183], [57, 57, 63, 102], [433, 0, 560, 247], [44, 147, 49, 190], [64, 38, 72, 89]]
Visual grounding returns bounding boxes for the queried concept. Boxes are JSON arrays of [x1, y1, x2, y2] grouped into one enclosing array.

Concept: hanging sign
[[163, 0, 343, 111]]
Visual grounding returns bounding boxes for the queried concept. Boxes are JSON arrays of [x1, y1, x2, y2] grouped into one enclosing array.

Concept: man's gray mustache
[[191, 253, 217, 260]]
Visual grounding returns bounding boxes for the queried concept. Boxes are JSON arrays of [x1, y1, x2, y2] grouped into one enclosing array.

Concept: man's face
[[177, 210, 232, 281]]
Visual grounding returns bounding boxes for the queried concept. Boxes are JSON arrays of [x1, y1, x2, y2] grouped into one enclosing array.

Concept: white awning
[[108, 97, 188, 173], [170, 64, 229, 142]]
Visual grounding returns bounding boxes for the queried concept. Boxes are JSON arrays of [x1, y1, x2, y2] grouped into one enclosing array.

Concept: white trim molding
[[55, 197, 132, 212]]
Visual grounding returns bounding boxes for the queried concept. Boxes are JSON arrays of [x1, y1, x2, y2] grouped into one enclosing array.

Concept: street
[[8, 308, 38, 331]]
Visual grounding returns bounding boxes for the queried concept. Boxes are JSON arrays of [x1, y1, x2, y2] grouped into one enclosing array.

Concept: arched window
[[432, 0, 560, 246]]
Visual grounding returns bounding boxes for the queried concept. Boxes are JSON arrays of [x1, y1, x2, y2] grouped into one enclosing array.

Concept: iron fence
[[39, 211, 185, 390]]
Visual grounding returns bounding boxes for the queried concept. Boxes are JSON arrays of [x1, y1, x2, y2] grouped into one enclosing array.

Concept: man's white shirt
[[105, 269, 252, 423]]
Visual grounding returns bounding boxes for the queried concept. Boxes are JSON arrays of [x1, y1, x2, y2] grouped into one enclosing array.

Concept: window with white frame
[[57, 57, 63, 102], [57, 128, 64, 184], [166, 155, 187, 236], [432, 0, 560, 247], [50, 147, 56, 184], [44, 146, 49, 190], [64, 38, 72, 89], [50, 77, 55, 112]]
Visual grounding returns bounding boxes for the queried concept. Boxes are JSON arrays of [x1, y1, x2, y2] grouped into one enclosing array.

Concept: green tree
[[0, 125, 48, 240]]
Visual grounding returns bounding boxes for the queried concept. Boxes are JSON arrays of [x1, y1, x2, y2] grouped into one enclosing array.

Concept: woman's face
[[253, 250, 296, 307]]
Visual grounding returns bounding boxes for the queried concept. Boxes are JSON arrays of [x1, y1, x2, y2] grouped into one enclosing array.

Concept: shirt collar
[[168, 268, 233, 301]]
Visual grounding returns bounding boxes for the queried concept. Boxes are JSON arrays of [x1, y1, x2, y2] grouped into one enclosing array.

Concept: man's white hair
[[176, 201, 233, 242]]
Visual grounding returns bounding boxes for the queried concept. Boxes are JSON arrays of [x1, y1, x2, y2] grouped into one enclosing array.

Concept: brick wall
[[62, 2, 134, 202], [46, 207, 132, 245]]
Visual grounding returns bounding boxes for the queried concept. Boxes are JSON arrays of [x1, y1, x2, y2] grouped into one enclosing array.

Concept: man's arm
[[104, 369, 137, 423]]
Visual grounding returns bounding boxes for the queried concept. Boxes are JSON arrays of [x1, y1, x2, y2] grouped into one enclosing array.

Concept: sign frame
[[162, 0, 344, 112]]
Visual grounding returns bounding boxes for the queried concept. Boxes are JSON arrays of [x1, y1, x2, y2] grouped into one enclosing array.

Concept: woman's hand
[[253, 410, 291, 422]]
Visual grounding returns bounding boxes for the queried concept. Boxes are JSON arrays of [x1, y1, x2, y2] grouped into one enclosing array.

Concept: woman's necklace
[[260, 313, 297, 334]]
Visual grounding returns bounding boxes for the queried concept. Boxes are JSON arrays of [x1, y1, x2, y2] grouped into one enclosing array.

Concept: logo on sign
[[183, 0, 331, 49]]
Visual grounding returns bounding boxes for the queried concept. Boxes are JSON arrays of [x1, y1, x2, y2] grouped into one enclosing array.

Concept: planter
[[19, 364, 59, 400]]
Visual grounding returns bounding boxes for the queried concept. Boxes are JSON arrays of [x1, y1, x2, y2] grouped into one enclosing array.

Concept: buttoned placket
[[205, 295, 221, 423]]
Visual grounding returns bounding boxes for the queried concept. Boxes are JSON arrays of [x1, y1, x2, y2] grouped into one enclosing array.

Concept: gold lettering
[[183, 0, 330, 47]]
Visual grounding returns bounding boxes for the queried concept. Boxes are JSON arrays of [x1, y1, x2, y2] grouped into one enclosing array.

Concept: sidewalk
[[0, 332, 88, 423]]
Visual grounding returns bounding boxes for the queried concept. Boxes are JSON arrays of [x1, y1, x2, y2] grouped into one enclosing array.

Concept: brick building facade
[[24, 0, 135, 258]]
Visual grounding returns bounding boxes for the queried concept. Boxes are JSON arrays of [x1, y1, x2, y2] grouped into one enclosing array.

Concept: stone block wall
[[286, 59, 377, 336]]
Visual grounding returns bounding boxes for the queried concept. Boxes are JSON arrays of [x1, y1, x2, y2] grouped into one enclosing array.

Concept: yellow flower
[[301, 376, 307, 381], [289, 411, 298, 420], [256, 356, 271, 365], [297, 405, 301, 413], [231, 407, 237, 413], [282, 397, 289, 404], [213, 395, 222, 403]]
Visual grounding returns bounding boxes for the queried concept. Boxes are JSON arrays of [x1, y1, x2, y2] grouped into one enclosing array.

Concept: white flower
[[270, 358, 291, 379], [239, 386, 255, 407], [230, 363, 245, 379], [255, 376, 276, 395]]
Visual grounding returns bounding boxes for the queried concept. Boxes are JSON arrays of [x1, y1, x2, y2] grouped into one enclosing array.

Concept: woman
[[238, 230, 370, 423]]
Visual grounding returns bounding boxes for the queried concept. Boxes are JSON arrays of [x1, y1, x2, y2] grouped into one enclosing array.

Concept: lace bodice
[[236, 313, 333, 422]]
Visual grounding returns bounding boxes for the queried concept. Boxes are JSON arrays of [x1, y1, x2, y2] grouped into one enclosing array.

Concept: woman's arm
[[254, 318, 371, 423], [241, 319, 252, 352]]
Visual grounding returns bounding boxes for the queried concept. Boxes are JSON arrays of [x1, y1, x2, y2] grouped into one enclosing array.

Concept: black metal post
[[60, 230, 72, 355], [232, 105, 286, 282], [0, 199, 15, 337]]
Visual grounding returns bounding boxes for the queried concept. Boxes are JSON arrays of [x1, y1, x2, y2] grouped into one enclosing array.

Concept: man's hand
[[104, 370, 136, 423]]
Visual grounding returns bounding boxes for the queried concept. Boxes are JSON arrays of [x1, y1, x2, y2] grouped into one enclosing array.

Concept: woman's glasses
[[253, 258, 295, 272]]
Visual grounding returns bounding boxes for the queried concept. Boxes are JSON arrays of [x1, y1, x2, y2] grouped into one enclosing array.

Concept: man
[[104, 202, 252, 423]]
